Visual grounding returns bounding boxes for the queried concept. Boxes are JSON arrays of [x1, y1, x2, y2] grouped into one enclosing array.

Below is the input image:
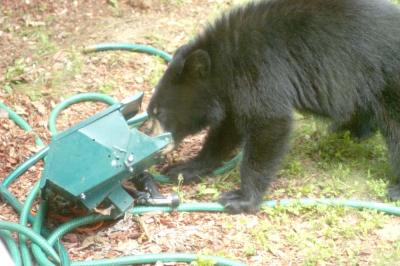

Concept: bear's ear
[[183, 49, 211, 78]]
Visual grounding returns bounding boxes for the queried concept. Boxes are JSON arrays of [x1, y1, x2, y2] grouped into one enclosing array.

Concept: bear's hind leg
[[379, 111, 400, 200], [330, 109, 377, 141]]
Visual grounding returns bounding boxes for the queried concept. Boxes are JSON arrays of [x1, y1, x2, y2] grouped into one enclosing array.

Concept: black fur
[[148, 0, 400, 213]]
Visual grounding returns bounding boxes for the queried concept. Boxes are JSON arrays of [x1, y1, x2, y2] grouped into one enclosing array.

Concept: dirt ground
[[1, 1, 400, 265]]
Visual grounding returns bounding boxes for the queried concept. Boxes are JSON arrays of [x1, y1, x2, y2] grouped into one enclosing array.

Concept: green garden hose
[[83, 43, 172, 62], [0, 101, 44, 147], [0, 221, 60, 263], [2, 146, 48, 188], [48, 92, 117, 136], [1, 43, 400, 266], [72, 253, 245, 266], [129, 199, 400, 216], [31, 201, 71, 266], [0, 230, 22, 266], [19, 182, 41, 266]]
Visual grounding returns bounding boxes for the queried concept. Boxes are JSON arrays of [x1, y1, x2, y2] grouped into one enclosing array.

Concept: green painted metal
[[40, 92, 172, 215]]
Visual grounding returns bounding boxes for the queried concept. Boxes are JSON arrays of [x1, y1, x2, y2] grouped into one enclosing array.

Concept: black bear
[[147, 0, 400, 213]]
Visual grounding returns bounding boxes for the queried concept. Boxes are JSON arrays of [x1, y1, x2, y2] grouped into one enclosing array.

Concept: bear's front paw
[[388, 184, 400, 201], [162, 161, 205, 183], [219, 189, 260, 214]]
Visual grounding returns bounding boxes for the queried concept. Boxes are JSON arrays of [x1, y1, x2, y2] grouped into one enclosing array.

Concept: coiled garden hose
[[48, 92, 117, 136], [83, 43, 173, 62], [0, 101, 44, 147], [0, 230, 22, 266], [0, 221, 60, 263], [1, 43, 400, 266], [19, 182, 41, 266]]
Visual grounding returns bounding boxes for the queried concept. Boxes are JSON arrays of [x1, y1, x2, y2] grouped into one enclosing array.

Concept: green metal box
[[40, 92, 171, 215]]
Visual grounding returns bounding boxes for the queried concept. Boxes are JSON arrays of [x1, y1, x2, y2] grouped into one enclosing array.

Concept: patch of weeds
[[9, 26, 71, 99], [5, 58, 26, 82], [284, 227, 306, 248], [108, 52, 132, 67], [145, 57, 167, 88], [331, 163, 352, 179], [342, 246, 362, 265], [303, 240, 335, 266], [197, 249, 236, 264], [366, 178, 388, 200], [357, 210, 386, 236], [263, 203, 387, 264], [249, 221, 271, 248], [281, 159, 305, 178], [319, 208, 386, 241], [319, 168, 359, 198], [3, 58, 27, 93], [279, 115, 392, 201], [283, 201, 315, 216], [144, 34, 168, 50], [44, 14, 56, 25], [311, 131, 368, 163], [172, 174, 186, 202], [49, 48, 84, 97], [264, 203, 388, 263], [263, 206, 292, 226], [195, 183, 219, 201], [310, 129, 388, 174], [98, 81, 116, 94], [243, 242, 257, 257], [18, 24, 58, 57], [32, 29, 57, 57], [221, 220, 234, 230], [161, 0, 186, 6], [268, 187, 288, 198], [212, 169, 240, 192], [374, 241, 400, 265], [107, 0, 119, 8], [107, 0, 122, 17], [191, 257, 215, 266], [292, 183, 320, 198]]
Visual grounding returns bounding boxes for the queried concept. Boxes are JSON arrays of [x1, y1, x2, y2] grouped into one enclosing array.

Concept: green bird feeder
[[40, 92, 172, 216]]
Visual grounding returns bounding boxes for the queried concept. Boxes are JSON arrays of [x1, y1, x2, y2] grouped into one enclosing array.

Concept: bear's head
[[147, 45, 223, 144]]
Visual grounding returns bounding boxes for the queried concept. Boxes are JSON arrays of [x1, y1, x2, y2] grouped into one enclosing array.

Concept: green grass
[[144, 57, 168, 87], [2, 24, 86, 99], [161, 0, 186, 6], [3, 57, 27, 93], [375, 241, 400, 265], [274, 115, 392, 200], [255, 202, 389, 264], [193, 114, 398, 264], [144, 34, 169, 51], [98, 81, 116, 94]]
